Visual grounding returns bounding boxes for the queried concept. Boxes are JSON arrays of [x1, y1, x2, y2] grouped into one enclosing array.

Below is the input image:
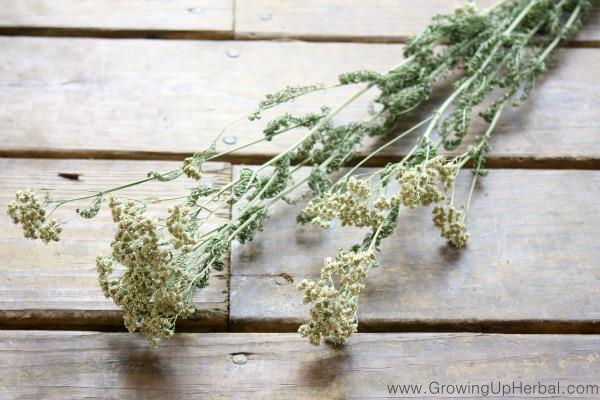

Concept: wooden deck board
[[230, 167, 600, 332], [0, 38, 599, 166], [235, 0, 600, 44], [0, 158, 230, 330], [0, 0, 233, 39], [1, 331, 599, 399]]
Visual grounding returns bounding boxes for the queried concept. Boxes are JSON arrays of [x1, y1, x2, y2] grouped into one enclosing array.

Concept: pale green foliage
[[76, 195, 102, 219]]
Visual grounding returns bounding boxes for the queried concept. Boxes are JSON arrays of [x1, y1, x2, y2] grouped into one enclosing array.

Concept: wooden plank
[[0, 0, 233, 39], [0, 37, 599, 167], [1, 331, 599, 398], [230, 168, 600, 332], [235, 0, 600, 44], [0, 158, 230, 330]]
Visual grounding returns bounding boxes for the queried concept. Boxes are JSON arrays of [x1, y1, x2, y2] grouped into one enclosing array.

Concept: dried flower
[[302, 189, 387, 230], [396, 156, 457, 209], [182, 157, 203, 180], [97, 197, 197, 347], [182, 149, 217, 180], [432, 205, 470, 248], [167, 204, 196, 250], [298, 250, 376, 346], [454, 2, 477, 14], [7, 190, 62, 243]]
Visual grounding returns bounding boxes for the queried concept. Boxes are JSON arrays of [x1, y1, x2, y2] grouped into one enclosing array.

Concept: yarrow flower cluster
[[454, 2, 477, 14], [7, 190, 62, 243], [166, 204, 196, 250], [182, 149, 217, 181], [302, 156, 458, 234], [182, 156, 204, 180], [302, 178, 388, 230], [432, 205, 470, 248], [96, 197, 197, 347], [396, 156, 458, 209], [298, 250, 377, 346], [297, 154, 466, 347]]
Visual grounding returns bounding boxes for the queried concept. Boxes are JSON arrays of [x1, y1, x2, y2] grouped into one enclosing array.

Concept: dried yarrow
[[298, 250, 377, 346], [432, 204, 470, 248], [7, 190, 62, 243], [97, 197, 197, 347], [5, 0, 591, 349]]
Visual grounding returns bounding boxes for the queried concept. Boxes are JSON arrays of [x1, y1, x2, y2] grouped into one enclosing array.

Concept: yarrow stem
[[462, 105, 505, 223]]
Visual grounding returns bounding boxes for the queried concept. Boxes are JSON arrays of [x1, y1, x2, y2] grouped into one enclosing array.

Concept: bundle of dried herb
[[7, 0, 592, 347]]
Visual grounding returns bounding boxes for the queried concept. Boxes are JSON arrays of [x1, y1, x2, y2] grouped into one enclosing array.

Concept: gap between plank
[[234, 32, 600, 48], [2, 151, 600, 170], [0, 310, 226, 332], [0, 27, 234, 40], [230, 319, 600, 335], [0, 28, 598, 48], [2, 315, 599, 335]]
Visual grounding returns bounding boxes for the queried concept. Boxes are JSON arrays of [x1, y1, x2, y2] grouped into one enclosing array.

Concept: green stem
[[53, 173, 165, 207], [462, 105, 504, 222], [333, 116, 434, 189], [211, 83, 341, 145], [539, 4, 581, 62]]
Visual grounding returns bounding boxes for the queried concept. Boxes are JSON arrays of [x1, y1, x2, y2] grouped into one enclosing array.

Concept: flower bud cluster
[[346, 177, 370, 199], [302, 177, 388, 229], [97, 197, 197, 347], [6, 190, 62, 243], [302, 156, 457, 232], [298, 156, 465, 346], [432, 204, 470, 248], [454, 3, 477, 15], [167, 204, 196, 250], [395, 156, 457, 209], [297, 250, 376, 346], [182, 156, 203, 180]]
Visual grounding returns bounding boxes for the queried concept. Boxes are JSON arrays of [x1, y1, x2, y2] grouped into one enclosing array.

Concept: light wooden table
[[0, 1, 599, 398]]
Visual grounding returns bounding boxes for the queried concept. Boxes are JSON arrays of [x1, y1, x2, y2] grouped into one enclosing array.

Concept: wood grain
[[230, 167, 600, 332], [1, 331, 599, 399], [0, 158, 230, 330], [0, 37, 598, 167], [0, 0, 233, 39], [235, 0, 600, 44]]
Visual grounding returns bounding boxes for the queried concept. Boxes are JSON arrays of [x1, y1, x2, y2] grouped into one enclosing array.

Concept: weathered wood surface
[[0, 158, 230, 330], [0, 1, 597, 44], [1, 37, 599, 167], [0, 0, 233, 39], [235, 0, 600, 44], [231, 168, 600, 332], [1, 331, 598, 399]]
